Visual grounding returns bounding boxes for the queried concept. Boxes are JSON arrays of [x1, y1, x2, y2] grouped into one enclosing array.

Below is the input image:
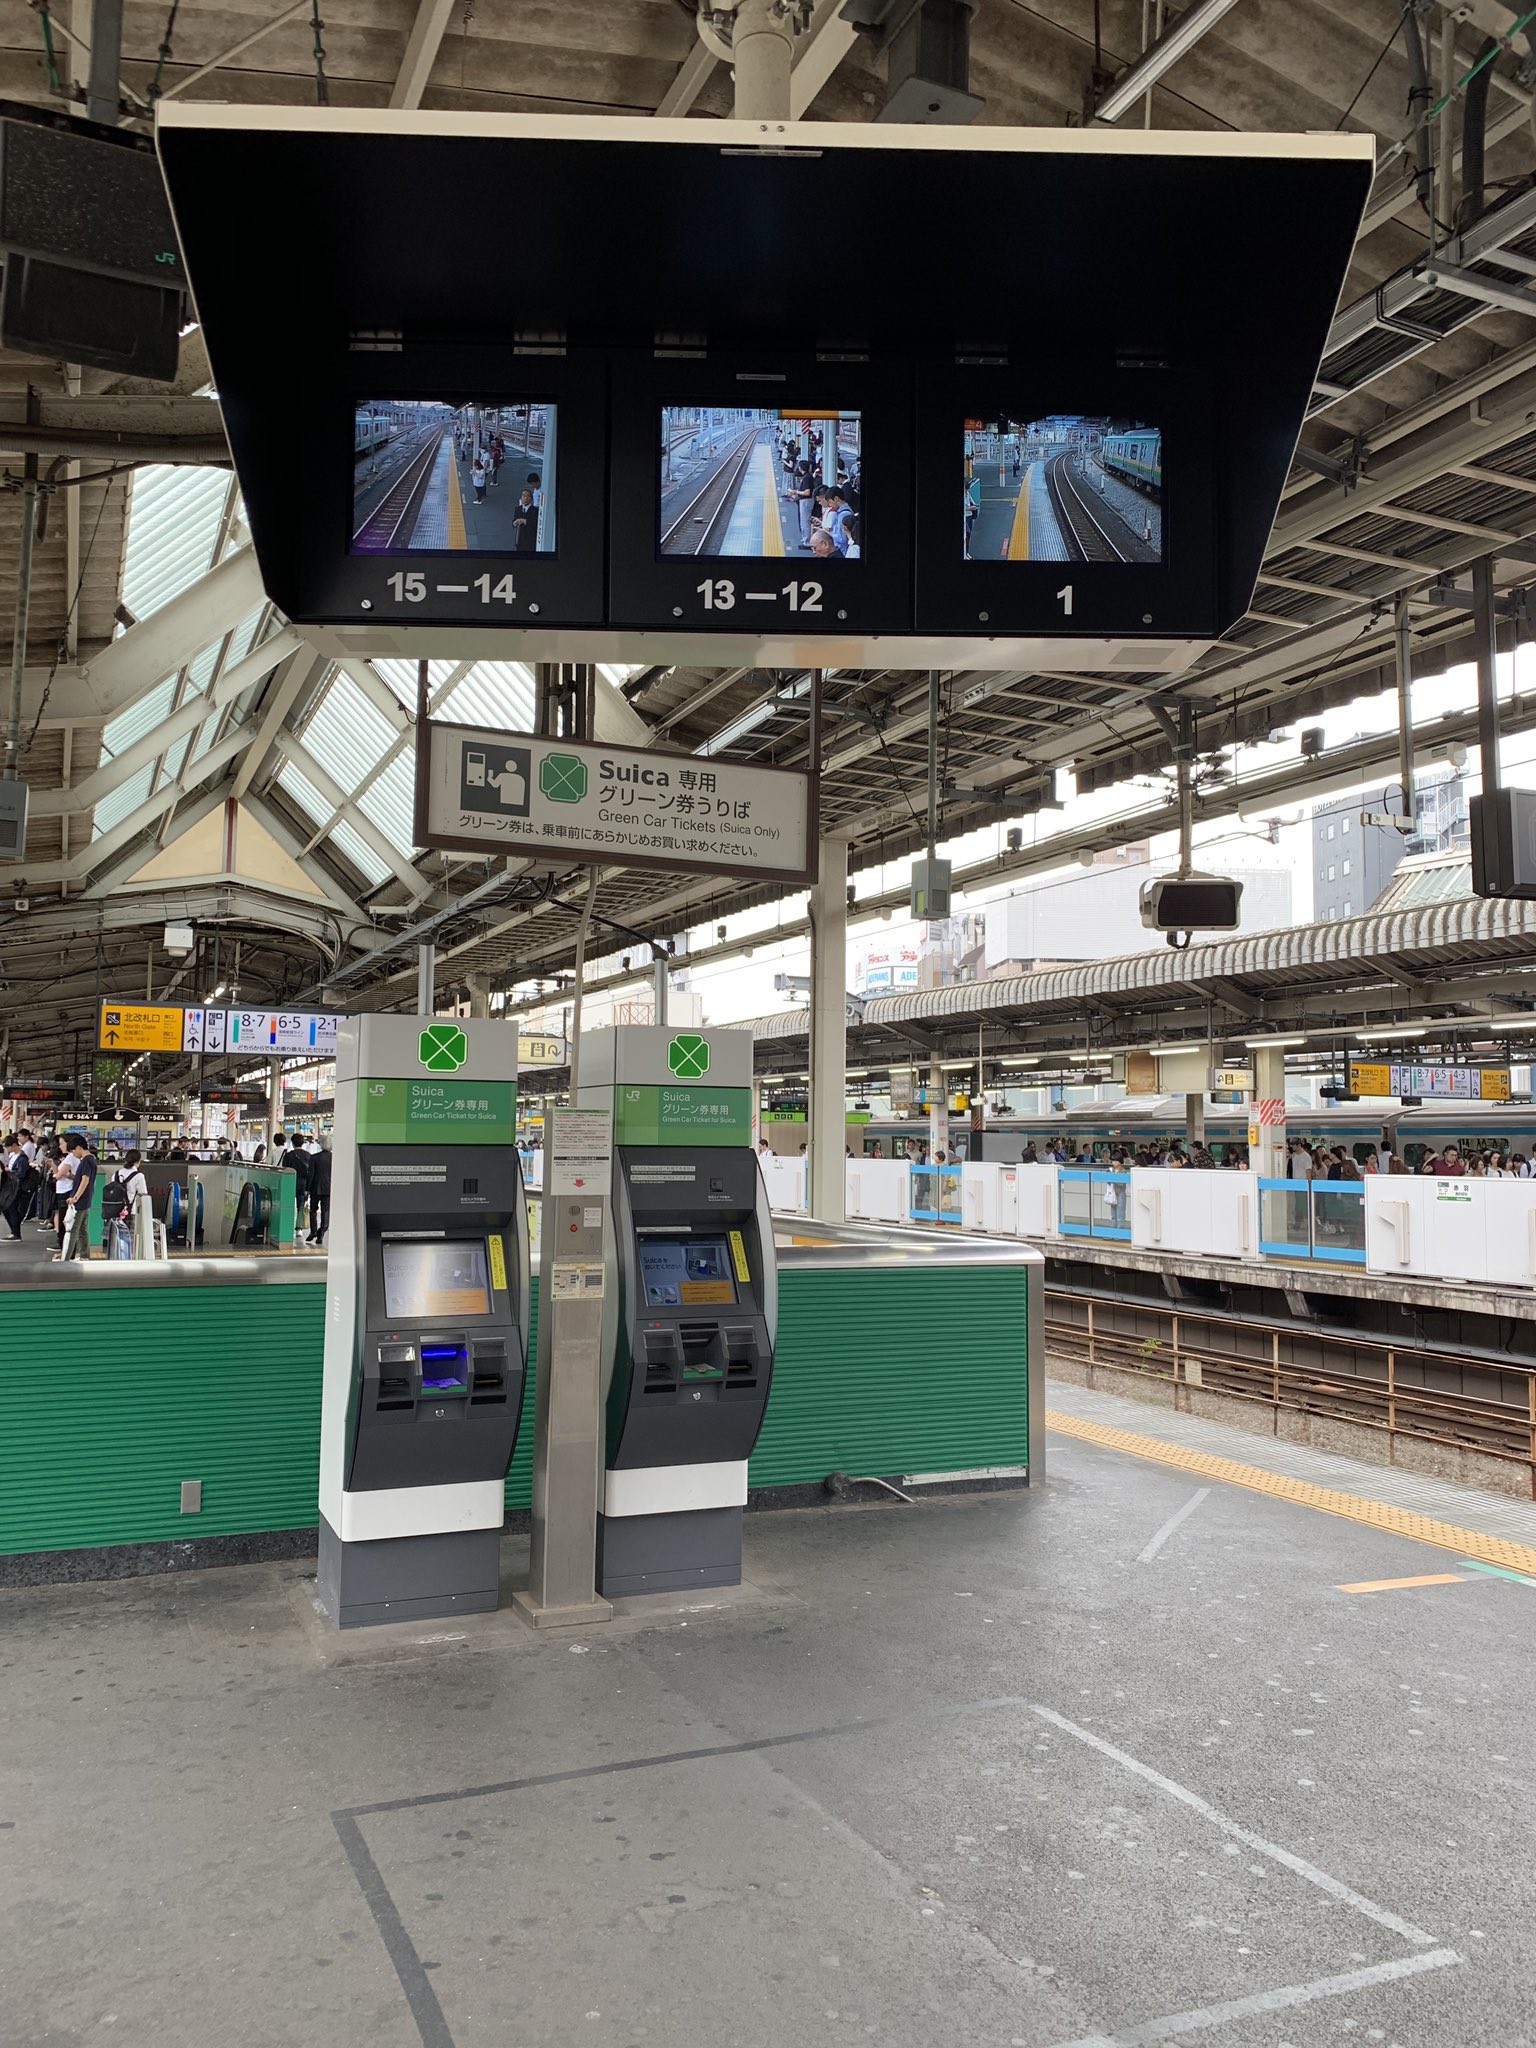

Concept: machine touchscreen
[[639, 1237, 737, 1309], [382, 1239, 492, 1321]]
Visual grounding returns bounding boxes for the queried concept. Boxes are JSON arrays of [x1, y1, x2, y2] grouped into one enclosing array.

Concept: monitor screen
[[381, 1239, 492, 1321], [963, 417, 1162, 563], [660, 407, 862, 561], [639, 1237, 738, 1309], [352, 400, 556, 555]]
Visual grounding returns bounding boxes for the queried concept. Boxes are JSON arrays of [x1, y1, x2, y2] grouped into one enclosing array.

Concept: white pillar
[[1184, 1093, 1206, 1152], [808, 836, 847, 1221], [928, 1057, 949, 1162], [1251, 1046, 1287, 1178], [731, 0, 794, 119], [417, 943, 435, 1016]]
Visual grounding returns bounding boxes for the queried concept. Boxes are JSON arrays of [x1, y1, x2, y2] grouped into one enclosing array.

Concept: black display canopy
[[157, 110, 1372, 670]]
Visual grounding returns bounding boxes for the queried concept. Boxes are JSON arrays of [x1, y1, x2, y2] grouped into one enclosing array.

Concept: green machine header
[[337, 1017, 518, 1147], [577, 1026, 752, 1148]]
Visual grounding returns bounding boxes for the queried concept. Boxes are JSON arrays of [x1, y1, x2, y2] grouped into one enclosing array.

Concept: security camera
[[11, 897, 26, 914], [716, 923, 727, 941]]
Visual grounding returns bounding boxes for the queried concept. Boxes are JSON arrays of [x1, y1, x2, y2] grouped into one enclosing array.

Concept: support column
[[731, 0, 794, 119], [267, 1056, 283, 1146], [808, 836, 847, 1221], [928, 1057, 949, 1162], [1250, 1047, 1287, 1179], [1184, 1092, 1206, 1154], [652, 946, 668, 1029], [466, 973, 491, 1021], [417, 942, 435, 1017]]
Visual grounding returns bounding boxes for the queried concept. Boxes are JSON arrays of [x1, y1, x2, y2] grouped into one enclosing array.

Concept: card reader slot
[[642, 1326, 684, 1391]]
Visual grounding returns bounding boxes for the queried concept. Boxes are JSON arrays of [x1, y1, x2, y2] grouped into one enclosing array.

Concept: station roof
[[5, 1, 1536, 1082], [744, 892, 1536, 1068]]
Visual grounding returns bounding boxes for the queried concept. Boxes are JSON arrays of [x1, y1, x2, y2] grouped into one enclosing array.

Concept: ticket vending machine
[[318, 1016, 530, 1628], [578, 1026, 776, 1596]]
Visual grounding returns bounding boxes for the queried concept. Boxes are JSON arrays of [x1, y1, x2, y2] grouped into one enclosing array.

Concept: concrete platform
[[5, 1387, 1534, 2046]]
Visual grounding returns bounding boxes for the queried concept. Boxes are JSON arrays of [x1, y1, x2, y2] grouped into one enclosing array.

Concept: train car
[[354, 411, 391, 460], [1100, 428, 1162, 497], [853, 1098, 1536, 1168]]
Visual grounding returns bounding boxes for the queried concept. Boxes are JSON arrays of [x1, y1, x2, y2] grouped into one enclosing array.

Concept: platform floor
[[6, 1383, 1534, 2047]]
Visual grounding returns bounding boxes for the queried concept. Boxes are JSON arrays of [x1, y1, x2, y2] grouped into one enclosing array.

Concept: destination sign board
[[1349, 1062, 1511, 1101], [418, 722, 815, 884], [226, 1009, 341, 1056], [102, 1002, 342, 1058]]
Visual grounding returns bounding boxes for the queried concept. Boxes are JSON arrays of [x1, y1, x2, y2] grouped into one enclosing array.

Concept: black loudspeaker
[[1471, 788, 1536, 900], [0, 100, 184, 379]]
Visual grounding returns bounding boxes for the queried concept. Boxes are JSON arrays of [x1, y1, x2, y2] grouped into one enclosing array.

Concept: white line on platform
[[1030, 1705, 1442, 1946], [1135, 1486, 1211, 1562], [1044, 1947, 1463, 2048]]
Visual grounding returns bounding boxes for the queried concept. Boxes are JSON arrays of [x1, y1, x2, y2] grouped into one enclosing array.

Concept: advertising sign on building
[[418, 721, 815, 883]]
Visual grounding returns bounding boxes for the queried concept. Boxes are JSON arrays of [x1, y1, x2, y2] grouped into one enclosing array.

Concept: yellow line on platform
[[446, 450, 468, 551], [762, 448, 785, 556], [1007, 463, 1034, 559], [1337, 1574, 1469, 1594], [1046, 1408, 1536, 1577]]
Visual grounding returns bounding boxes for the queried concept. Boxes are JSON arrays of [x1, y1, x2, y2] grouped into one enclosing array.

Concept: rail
[[659, 428, 759, 554], [1045, 1285, 1536, 1492], [351, 423, 445, 550]]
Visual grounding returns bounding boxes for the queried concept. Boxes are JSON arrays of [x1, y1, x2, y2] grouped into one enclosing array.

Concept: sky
[[523, 639, 1536, 1034]]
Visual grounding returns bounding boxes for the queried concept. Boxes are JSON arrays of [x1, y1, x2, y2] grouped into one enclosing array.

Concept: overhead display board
[[518, 1034, 566, 1068], [1349, 1061, 1512, 1101], [100, 1001, 341, 1057], [156, 109, 1372, 671], [417, 720, 815, 883]]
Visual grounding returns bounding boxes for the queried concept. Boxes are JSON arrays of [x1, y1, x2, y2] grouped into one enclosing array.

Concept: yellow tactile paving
[[1047, 1407, 1536, 1578]]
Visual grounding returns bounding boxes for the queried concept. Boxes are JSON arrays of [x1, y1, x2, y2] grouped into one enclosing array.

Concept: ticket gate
[[318, 1016, 530, 1628]]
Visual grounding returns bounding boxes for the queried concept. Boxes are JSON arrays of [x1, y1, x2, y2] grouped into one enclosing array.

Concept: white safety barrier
[[960, 1162, 1020, 1235], [1131, 1168, 1258, 1259], [1010, 1165, 1060, 1239], [1365, 1176, 1536, 1287], [760, 1153, 809, 1214], [845, 1157, 911, 1225]]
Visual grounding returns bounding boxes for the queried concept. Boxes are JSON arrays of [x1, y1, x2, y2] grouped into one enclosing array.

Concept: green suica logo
[[540, 752, 587, 803], [419, 1023, 467, 1071], [667, 1034, 710, 1079]]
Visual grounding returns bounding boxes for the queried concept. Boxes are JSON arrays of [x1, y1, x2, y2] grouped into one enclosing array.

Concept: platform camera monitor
[[639, 1237, 738, 1309], [659, 407, 862, 562], [963, 417, 1162, 565], [351, 400, 557, 556], [381, 1238, 493, 1321]]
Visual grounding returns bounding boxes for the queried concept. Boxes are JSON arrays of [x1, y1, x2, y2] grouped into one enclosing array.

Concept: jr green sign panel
[[613, 1085, 751, 1147], [356, 1078, 517, 1145]]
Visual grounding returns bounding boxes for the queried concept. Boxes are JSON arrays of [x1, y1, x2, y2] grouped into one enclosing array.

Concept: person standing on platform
[[308, 1140, 332, 1246], [789, 463, 816, 549], [284, 1134, 313, 1237], [56, 1137, 97, 1260], [0, 1135, 26, 1241], [472, 456, 487, 505], [512, 489, 539, 551], [103, 1151, 148, 1260]]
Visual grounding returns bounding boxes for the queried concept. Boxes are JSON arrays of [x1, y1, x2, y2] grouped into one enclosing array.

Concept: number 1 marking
[[1056, 583, 1074, 616]]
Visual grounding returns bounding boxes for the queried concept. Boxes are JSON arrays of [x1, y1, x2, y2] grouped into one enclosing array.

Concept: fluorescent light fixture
[[1146, 1042, 1203, 1055], [1362, 1023, 1436, 1042], [1244, 1033, 1307, 1048], [203, 983, 227, 1002], [999, 1056, 1041, 1067], [939, 1059, 976, 1071], [1092, 0, 1243, 124]]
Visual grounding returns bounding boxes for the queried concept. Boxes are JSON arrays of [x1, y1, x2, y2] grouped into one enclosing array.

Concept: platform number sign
[[419, 1023, 468, 1072], [667, 1033, 711, 1079]]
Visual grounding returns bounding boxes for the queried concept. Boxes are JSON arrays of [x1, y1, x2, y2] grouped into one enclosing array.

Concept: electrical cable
[[22, 475, 114, 759], [1332, 11, 1403, 139], [33, 1, 63, 94], [148, 0, 181, 101]]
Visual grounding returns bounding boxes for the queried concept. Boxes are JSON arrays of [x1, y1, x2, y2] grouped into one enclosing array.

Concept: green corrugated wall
[[1, 1265, 1028, 1558]]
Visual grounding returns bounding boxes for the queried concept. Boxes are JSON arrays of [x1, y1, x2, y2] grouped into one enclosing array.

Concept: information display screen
[[963, 416, 1162, 564], [381, 1239, 492, 1320], [639, 1237, 738, 1308], [351, 400, 557, 556], [659, 407, 862, 561]]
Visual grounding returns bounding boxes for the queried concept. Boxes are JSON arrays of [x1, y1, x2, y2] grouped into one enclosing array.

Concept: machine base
[[316, 1516, 502, 1629], [596, 1505, 743, 1598]]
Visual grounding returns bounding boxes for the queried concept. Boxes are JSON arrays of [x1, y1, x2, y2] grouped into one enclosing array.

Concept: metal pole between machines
[[1394, 596, 1417, 828], [1473, 554, 1502, 798], [729, 0, 796, 120]]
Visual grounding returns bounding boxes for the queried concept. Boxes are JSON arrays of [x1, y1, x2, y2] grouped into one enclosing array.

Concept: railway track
[[660, 428, 759, 555], [1046, 451, 1127, 563], [351, 425, 447, 551], [1045, 1285, 1536, 1485]]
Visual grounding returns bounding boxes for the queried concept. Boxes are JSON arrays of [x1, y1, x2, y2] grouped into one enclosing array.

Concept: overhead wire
[[148, 0, 181, 101], [310, 0, 330, 104]]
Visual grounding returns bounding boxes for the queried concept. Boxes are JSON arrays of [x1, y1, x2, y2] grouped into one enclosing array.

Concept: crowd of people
[[0, 1126, 333, 1259], [777, 425, 861, 558]]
